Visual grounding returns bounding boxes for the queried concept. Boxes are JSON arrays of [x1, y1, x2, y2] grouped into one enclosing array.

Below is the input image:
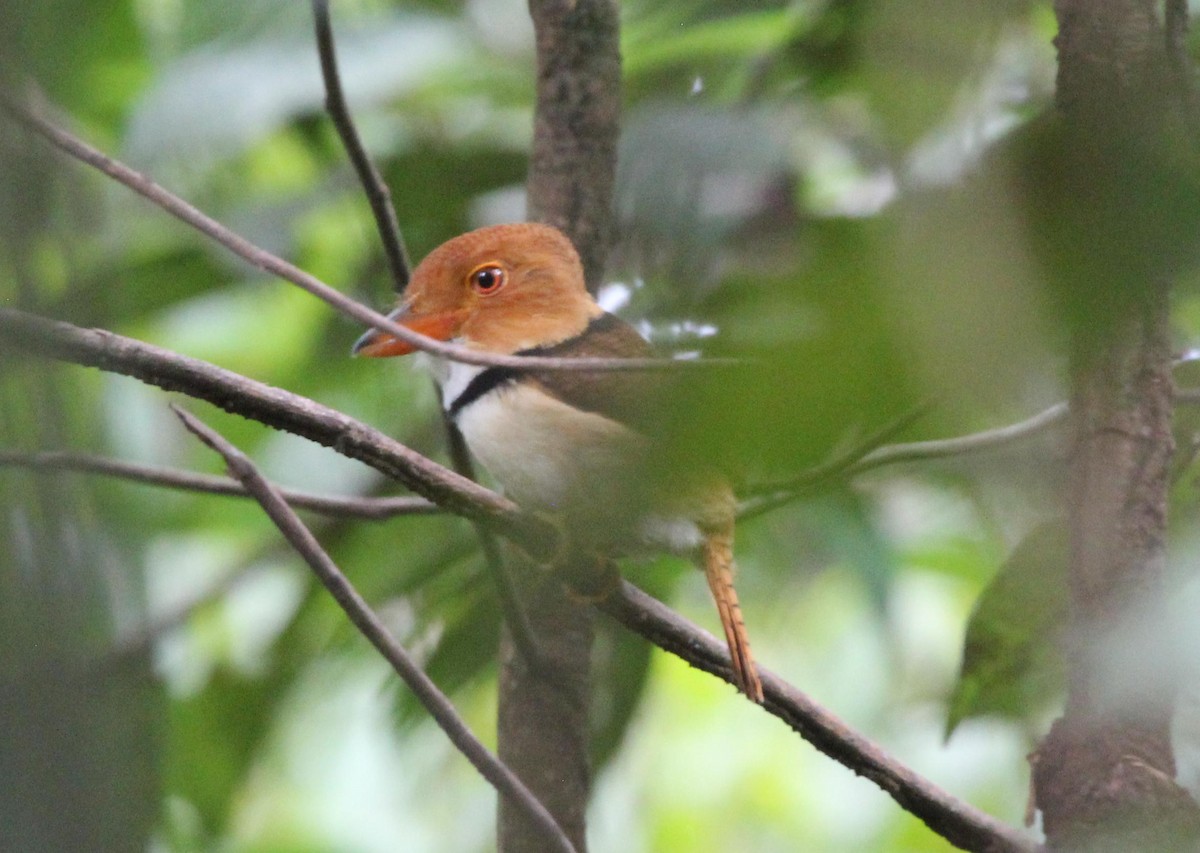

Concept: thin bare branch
[[740, 402, 933, 502], [0, 95, 731, 373], [311, 0, 411, 292], [0, 449, 439, 519], [746, 379, 1200, 518], [740, 402, 1067, 520], [1, 306, 1035, 852], [597, 578, 1038, 853], [849, 402, 1068, 473], [171, 404, 577, 853]]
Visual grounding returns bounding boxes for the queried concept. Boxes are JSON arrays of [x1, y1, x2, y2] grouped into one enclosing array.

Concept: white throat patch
[[418, 353, 487, 414]]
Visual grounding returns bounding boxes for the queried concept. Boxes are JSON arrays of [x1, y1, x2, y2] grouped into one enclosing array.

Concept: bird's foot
[[561, 555, 621, 603], [522, 511, 620, 601], [525, 509, 571, 571]]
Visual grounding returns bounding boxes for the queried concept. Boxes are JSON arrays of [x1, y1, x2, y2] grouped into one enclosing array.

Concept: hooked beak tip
[[350, 330, 376, 358], [352, 306, 467, 359], [352, 327, 416, 359]]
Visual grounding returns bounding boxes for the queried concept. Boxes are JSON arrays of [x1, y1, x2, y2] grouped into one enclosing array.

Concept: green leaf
[[11, 0, 146, 119], [945, 520, 1068, 738]]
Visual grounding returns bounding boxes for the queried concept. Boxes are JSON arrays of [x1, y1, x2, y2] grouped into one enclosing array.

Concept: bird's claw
[[561, 556, 621, 603], [526, 509, 571, 571]]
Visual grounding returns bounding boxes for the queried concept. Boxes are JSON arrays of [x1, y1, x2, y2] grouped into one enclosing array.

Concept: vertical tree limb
[[498, 2, 621, 851], [526, 0, 621, 292], [1032, 0, 1200, 846], [1034, 282, 1196, 847]]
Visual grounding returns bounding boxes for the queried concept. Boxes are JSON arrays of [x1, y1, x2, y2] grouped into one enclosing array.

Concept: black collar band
[[445, 313, 622, 419]]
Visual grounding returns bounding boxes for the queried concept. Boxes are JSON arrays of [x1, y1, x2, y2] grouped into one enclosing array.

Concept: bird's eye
[[469, 265, 507, 295]]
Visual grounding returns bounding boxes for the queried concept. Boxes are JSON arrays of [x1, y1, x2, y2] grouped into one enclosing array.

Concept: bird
[[353, 222, 764, 702]]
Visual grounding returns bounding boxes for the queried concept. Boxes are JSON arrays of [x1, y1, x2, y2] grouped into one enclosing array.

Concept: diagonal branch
[[0, 449, 439, 519], [0, 94, 728, 373], [311, 0, 411, 292], [740, 401, 1067, 520], [739, 402, 935, 517], [171, 404, 577, 853], [0, 306, 554, 553], [597, 579, 1037, 853], [744, 374, 1200, 520], [0, 306, 1034, 852]]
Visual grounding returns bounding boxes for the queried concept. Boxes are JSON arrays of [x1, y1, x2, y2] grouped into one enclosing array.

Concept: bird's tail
[[702, 523, 764, 703]]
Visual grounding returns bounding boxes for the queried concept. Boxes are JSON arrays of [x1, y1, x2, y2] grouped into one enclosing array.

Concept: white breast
[[430, 357, 705, 555], [456, 381, 636, 509]]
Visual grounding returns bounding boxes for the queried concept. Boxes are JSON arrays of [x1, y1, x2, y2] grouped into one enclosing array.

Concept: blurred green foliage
[[945, 521, 1067, 739], [10, 0, 1200, 850]]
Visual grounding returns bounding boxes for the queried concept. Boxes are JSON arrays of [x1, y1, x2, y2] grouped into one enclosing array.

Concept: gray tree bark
[[496, 1, 621, 851]]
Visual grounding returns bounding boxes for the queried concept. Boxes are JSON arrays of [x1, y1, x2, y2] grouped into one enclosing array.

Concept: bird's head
[[352, 223, 601, 358]]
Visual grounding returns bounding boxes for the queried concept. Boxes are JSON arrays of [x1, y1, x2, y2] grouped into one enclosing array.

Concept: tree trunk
[[496, 1, 620, 851], [1032, 0, 1200, 847]]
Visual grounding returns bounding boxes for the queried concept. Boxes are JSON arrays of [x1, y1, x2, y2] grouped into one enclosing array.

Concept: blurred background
[[7, 0, 1193, 850]]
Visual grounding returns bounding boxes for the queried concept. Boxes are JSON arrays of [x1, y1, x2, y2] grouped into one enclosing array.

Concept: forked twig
[[848, 402, 1067, 473], [740, 401, 1067, 520], [738, 402, 934, 521], [746, 377, 1200, 515], [171, 404, 578, 853]]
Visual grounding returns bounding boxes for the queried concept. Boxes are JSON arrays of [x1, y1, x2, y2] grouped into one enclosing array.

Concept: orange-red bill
[[352, 308, 466, 358]]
